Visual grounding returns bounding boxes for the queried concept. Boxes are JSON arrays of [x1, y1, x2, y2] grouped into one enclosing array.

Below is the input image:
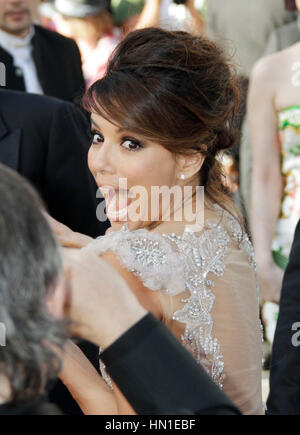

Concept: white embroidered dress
[[84, 205, 263, 415]]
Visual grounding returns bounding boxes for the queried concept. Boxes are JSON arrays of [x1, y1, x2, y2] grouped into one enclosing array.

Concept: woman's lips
[[100, 186, 131, 221], [106, 193, 129, 220]]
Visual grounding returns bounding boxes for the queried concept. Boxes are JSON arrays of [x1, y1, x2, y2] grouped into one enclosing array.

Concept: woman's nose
[[90, 141, 115, 174]]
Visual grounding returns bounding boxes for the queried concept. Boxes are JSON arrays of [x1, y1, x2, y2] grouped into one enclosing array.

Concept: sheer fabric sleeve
[[163, 217, 264, 415], [84, 225, 186, 295], [84, 220, 264, 414], [83, 225, 186, 392], [209, 239, 263, 415]]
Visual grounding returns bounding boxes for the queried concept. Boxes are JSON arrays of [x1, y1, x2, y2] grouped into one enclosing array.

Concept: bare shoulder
[[282, 40, 300, 57], [251, 52, 281, 85], [249, 50, 293, 108], [100, 251, 163, 319], [252, 43, 300, 83]]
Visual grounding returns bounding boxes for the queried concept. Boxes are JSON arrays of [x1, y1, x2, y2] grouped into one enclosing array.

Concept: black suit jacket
[[0, 25, 85, 103], [101, 314, 241, 415], [267, 219, 300, 414], [0, 315, 240, 415], [0, 90, 109, 414], [0, 90, 109, 238]]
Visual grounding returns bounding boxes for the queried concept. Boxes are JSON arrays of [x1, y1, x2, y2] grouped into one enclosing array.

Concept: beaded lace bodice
[[84, 205, 262, 404]]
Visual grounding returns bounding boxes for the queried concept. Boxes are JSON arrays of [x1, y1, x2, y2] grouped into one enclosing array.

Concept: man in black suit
[[267, 218, 300, 414], [0, 0, 85, 102], [0, 89, 109, 238], [0, 89, 110, 415]]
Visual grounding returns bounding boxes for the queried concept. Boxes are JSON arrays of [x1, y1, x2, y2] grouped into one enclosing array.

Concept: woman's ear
[[175, 153, 205, 181]]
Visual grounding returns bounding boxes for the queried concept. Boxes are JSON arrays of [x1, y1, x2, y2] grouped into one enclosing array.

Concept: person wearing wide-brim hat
[[52, 0, 122, 87], [53, 0, 112, 18]]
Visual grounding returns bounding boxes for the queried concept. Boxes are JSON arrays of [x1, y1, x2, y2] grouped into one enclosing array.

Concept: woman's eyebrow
[[90, 119, 101, 130], [90, 120, 125, 133], [117, 127, 128, 133], [90, 120, 131, 135]]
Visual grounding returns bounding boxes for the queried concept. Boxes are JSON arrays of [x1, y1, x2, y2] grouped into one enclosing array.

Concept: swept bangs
[[83, 71, 167, 143]]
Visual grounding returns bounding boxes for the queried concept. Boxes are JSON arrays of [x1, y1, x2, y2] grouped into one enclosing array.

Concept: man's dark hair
[[0, 164, 67, 404]]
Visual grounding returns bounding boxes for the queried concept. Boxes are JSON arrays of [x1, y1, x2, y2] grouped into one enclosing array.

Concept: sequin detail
[[85, 209, 257, 390], [85, 224, 186, 295], [228, 215, 256, 269], [162, 223, 230, 388], [99, 352, 113, 390]]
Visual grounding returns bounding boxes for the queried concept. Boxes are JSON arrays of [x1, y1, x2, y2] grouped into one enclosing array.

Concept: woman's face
[[88, 112, 180, 231]]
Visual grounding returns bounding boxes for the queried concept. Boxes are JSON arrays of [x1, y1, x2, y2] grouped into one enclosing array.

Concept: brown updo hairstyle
[[83, 27, 241, 226]]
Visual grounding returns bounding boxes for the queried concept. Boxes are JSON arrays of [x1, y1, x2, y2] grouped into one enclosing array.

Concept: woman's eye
[[122, 139, 142, 151], [90, 131, 103, 145]]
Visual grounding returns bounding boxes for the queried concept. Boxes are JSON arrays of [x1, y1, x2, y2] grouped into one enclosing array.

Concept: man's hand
[[45, 213, 93, 248], [63, 249, 147, 349]]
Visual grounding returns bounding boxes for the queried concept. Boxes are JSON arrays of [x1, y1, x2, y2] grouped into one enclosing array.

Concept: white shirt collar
[[0, 25, 43, 95], [0, 26, 35, 50]]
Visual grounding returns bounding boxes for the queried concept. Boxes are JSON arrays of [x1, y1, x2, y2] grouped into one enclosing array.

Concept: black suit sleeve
[[101, 314, 241, 415], [43, 101, 109, 237], [32, 26, 86, 103], [69, 39, 86, 106], [267, 220, 300, 414]]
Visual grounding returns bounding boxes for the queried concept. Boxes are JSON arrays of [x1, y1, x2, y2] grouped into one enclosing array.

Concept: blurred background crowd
[[38, 0, 206, 86]]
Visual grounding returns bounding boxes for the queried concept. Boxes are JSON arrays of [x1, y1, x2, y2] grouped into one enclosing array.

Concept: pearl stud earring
[[179, 174, 186, 180]]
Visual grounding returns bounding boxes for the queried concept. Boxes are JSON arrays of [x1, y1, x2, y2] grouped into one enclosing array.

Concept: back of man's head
[[0, 164, 66, 405]]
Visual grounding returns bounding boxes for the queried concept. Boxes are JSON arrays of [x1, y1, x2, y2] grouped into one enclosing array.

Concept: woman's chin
[[108, 219, 128, 231], [108, 218, 148, 233]]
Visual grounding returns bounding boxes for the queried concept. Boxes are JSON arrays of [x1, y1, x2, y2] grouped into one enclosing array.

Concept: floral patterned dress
[[264, 106, 300, 346], [272, 105, 300, 266]]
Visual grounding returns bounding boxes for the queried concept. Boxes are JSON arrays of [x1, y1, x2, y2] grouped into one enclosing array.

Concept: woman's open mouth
[[100, 186, 132, 221]]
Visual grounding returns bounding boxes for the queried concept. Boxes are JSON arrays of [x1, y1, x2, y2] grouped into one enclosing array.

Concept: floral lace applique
[[227, 214, 256, 269], [162, 222, 230, 389], [84, 224, 186, 295], [86, 210, 257, 391]]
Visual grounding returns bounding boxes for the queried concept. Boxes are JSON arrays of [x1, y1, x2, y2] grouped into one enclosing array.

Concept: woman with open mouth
[[51, 27, 263, 415]]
